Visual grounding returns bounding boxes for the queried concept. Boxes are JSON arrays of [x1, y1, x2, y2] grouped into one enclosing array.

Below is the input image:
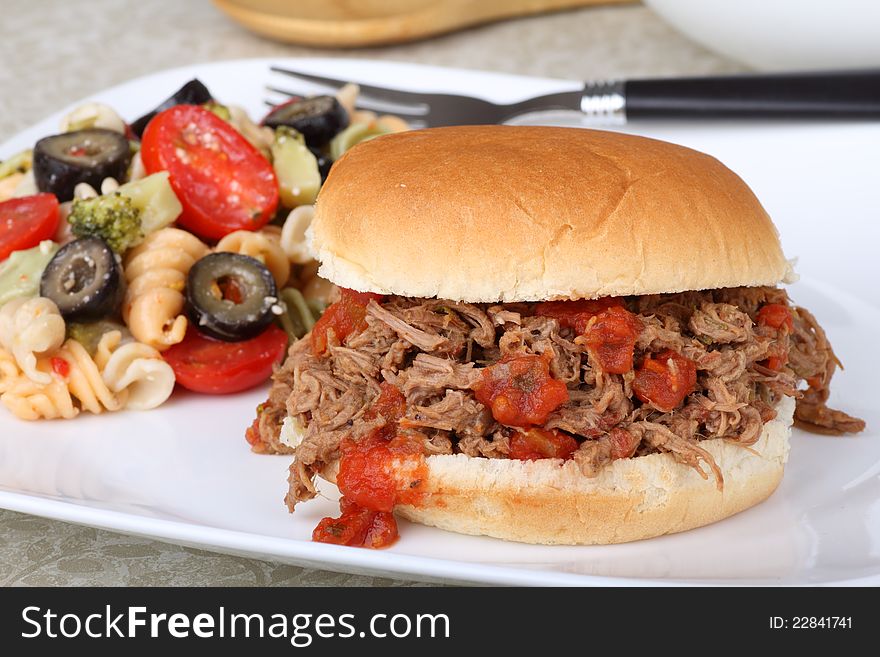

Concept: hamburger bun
[[291, 126, 798, 546], [309, 126, 792, 303]]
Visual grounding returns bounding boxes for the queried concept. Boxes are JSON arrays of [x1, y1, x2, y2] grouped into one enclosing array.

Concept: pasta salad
[[0, 79, 407, 421]]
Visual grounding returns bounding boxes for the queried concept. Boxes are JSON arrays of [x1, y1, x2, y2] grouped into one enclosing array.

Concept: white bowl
[[644, 0, 880, 70]]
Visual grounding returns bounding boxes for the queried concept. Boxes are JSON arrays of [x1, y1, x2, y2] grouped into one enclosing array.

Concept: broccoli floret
[[68, 193, 143, 253]]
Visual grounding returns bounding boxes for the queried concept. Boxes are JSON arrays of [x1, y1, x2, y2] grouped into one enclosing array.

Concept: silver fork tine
[[265, 85, 429, 117], [263, 96, 425, 120], [270, 66, 430, 108]]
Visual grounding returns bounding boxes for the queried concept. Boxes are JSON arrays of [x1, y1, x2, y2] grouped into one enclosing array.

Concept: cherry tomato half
[[0, 193, 60, 261], [162, 324, 288, 394], [141, 105, 279, 241]]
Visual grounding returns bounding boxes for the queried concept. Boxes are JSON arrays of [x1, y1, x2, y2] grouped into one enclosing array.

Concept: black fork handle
[[623, 70, 880, 119]]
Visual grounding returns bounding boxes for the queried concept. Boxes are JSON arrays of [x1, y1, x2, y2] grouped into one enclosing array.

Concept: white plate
[[1, 58, 878, 586]]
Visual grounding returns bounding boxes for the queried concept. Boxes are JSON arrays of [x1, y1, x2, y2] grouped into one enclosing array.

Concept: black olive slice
[[130, 79, 213, 138], [308, 147, 333, 183], [40, 237, 123, 320], [263, 96, 349, 147], [186, 253, 278, 342], [33, 129, 132, 202]]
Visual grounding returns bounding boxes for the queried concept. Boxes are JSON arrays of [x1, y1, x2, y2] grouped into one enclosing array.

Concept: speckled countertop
[[0, 0, 743, 587]]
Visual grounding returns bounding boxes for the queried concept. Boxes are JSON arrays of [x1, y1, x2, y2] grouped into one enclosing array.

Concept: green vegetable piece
[[306, 297, 328, 319], [271, 127, 321, 208], [0, 240, 58, 307], [117, 172, 182, 236], [329, 122, 392, 161], [0, 149, 33, 180], [203, 101, 231, 122], [276, 287, 317, 341], [68, 193, 142, 253], [66, 319, 129, 356]]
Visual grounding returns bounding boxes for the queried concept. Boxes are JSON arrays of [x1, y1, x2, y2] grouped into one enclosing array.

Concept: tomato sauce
[[757, 303, 793, 331], [757, 303, 793, 371], [578, 306, 643, 374], [50, 357, 70, 379], [535, 297, 624, 334], [313, 384, 426, 549], [311, 288, 384, 356], [364, 382, 407, 426], [608, 427, 639, 459], [312, 497, 398, 548], [473, 353, 569, 428], [633, 349, 697, 412], [508, 427, 578, 461]]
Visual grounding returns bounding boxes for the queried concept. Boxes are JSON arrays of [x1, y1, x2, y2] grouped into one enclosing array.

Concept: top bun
[[309, 126, 790, 302]]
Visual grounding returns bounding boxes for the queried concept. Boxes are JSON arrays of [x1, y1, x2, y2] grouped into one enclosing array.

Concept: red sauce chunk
[[756, 303, 793, 371], [473, 353, 570, 428], [757, 303, 793, 331], [509, 427, 578, 461], [311, 288, 384, 356], [364, 382, 407, 426], [608, 427, 640, 459], [312, 497, 398, 548], [535, 297, 624, 334], [50, 357, 70, 379], [336, 430, 427, 513], [633, 349, 697, 412], [578, 306, 643, 374], [314, 382, 426, 550]]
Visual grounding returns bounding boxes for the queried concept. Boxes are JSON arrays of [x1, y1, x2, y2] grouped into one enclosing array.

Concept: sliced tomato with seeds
[[0, 194, 60, 261], [162, 324, 287, 394], [141, 105, 278, 240]]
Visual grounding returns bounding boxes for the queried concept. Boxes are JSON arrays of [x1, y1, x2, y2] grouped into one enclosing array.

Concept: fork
[[267, 66, 880, 127]]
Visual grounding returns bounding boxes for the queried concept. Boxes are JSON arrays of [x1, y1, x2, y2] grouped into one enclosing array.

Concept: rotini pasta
[[54, 335, 124, 415], [122, 228, 209, 351], [1, 368, 78, 420], [0, 297, 65, 385], [97, 331, 175, 410], [0, 333, 120, 420], [0, 330, 175, 420], [279, 205, 316, 265], [0, 347, 19, 394], [216, 228, 290, 287]]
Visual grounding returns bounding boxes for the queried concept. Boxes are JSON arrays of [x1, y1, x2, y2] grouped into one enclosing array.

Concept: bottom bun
[[319, 395, 794, 546]]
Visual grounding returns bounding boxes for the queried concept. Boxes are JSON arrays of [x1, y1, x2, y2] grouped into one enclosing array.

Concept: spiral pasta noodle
[[123, 228, 209, 351], [54, 335, 124, 415], [0, 333, 120, 420], [0, 347, 20, 394], [0, 330, 175, 420], [279, 205, 316, 265], [0, 297, 66, 385], [96, 331, 175, 410], [216, 228, 290, 287]]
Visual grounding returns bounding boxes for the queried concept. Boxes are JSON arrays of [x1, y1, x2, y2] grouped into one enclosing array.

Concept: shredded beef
[[250, 286, 864, 509]]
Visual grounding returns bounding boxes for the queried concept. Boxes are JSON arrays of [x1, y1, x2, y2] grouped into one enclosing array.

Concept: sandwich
[[249, 125, 864, 547]]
